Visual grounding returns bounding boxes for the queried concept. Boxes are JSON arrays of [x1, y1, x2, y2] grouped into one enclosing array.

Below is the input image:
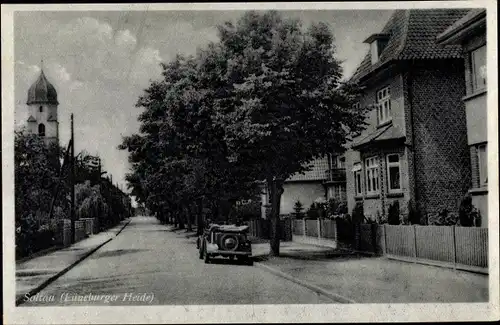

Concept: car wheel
[[203, 246, 211, 264], [247, 258, 254, 266]]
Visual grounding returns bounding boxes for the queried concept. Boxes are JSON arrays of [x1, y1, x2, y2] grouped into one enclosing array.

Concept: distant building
[[345, 9, 471, 222], [260, 158, 327, 218], [25, 67, 59, 145], [437, 9, 488, 226]]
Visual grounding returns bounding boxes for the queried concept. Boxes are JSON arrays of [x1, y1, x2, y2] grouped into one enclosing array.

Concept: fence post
[[452, 225, 457, 269], [384, 224, 388, 255], [413, 225, 418, 263], [317, 219, 321, 240], [334, 219, 338, 241], [303, 219, 306, 237]]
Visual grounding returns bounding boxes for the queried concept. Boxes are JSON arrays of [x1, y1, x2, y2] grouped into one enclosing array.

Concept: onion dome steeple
[[27, 63, 59, 105]]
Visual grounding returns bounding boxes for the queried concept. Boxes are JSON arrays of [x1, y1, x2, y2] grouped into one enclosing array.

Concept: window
[[376, 86, 391, 125], [477, 144, 487, 186], [352, 163, 362, 196], [39, 106, 43, 112], [386, 154, 401, 193], [38, 123, 45, 137], [471, 45, 486, 91], [365, 157, 380, 195], [332, 155, 346, 169]]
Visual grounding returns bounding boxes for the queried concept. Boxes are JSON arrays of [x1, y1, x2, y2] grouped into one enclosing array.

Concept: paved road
[[23, 216, 332, 305]]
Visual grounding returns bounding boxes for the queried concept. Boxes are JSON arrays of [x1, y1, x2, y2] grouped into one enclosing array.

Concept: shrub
[[351, 202, 364, 224], [407, 200, 421, 225], [428, 208, 459, 226], [458, 194, 480, 227], [293, 200, 304, 219], [233, 200, 261, 220], [388, 201, 400, 225], [325, 198, 338, 217], [335, 202, 348, 215], [306, 202, 325, 219]]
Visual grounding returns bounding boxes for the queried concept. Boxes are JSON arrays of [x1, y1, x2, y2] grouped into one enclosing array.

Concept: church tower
[[26, 66, 59, 145]]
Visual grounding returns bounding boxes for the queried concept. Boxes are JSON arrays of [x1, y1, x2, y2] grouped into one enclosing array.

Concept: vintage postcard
[[2, 1, 498, 323]]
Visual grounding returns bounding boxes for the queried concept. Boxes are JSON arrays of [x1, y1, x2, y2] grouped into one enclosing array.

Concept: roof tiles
[[351, 9, 470, 82]]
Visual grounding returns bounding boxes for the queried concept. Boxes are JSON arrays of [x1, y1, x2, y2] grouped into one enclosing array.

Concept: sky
[[14, 9, 393, 193]]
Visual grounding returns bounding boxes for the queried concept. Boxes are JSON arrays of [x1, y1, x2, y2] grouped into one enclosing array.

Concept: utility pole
[[70, 114, 76, 244]]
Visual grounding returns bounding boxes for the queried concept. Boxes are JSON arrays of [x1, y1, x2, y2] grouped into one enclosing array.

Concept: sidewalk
[[168, 225, 488, 303], [254, 242, 489, 303], [16, 219, 131, 305]]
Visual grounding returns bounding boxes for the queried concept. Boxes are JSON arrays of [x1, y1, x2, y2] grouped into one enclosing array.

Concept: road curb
[[16, 221, 131, 306], [115, 219, 131, 236], [255, 262, 356, 304], [16, 237, 113, 306]]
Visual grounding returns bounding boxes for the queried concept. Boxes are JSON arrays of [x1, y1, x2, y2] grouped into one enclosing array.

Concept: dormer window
[[364, 33, 390, 65]]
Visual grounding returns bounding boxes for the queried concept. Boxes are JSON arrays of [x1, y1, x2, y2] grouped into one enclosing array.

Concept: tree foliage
[[120, 11, 366, 255], [15, 130, 132, 258]]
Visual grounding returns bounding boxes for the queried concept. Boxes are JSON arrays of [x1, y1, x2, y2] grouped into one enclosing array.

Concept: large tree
[[208, 11, 366, 255], [121, 11, 366, 256]]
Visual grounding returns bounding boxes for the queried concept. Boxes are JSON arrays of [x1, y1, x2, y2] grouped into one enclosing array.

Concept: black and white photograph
[[2, 1, 498, 323]]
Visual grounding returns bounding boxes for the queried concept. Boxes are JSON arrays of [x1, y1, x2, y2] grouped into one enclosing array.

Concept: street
[[23, 216, 332, 305]]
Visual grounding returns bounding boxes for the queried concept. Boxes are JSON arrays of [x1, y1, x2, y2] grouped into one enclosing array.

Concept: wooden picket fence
[[291, 218, 488, 273], [381, 225, 488, 273], [248, 218, 292, 241]]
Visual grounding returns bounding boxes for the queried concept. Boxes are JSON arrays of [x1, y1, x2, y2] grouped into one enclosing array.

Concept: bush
[[351, 202, 364, 224], [407, 200, 421, 225], [428, 208, 459, 226], [293, 200, 305, 219], [388, 201, 400, 225], [335, 202, 348, 215], [233, 200, 261, 220], [458, 194, 481, 227], [306, 202, 325, 219]]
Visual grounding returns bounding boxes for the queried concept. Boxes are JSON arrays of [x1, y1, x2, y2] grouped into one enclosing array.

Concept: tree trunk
[[269, 177, 284, 257], [186, 205, 193, 232], [196, 198, 204, 236]]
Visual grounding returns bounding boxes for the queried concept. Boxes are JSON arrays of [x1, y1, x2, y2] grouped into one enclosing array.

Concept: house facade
[[260, 155, 348, 218], [345, 9, 472, 222], [436, 9, 488, 226]]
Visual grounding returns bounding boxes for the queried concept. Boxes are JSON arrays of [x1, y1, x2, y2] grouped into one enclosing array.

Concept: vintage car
[[197, 224, 253, 265]]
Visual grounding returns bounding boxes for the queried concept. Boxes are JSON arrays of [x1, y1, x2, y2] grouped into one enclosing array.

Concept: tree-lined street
[[22, 216, 333, 305]]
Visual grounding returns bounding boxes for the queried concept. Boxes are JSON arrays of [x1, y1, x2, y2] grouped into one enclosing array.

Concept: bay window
[[471, 45, 486, 92], [386, 154, 401, 193], [477, 144, 487, 187]]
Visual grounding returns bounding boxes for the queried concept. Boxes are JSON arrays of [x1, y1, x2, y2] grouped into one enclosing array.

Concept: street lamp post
[[70, 114, 76, 244]]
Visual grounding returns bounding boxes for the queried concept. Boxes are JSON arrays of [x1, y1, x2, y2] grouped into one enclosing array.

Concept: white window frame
[[376, 86, 391, 125], [477, 144, 488, 187], [386, 154, 402, 193], [471, 45, 486, 92], [365, 156, 380, 195]]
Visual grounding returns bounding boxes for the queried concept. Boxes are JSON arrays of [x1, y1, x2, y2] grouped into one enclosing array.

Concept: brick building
[[345, 9, 472, 222], [436, 9, 488, 226]]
